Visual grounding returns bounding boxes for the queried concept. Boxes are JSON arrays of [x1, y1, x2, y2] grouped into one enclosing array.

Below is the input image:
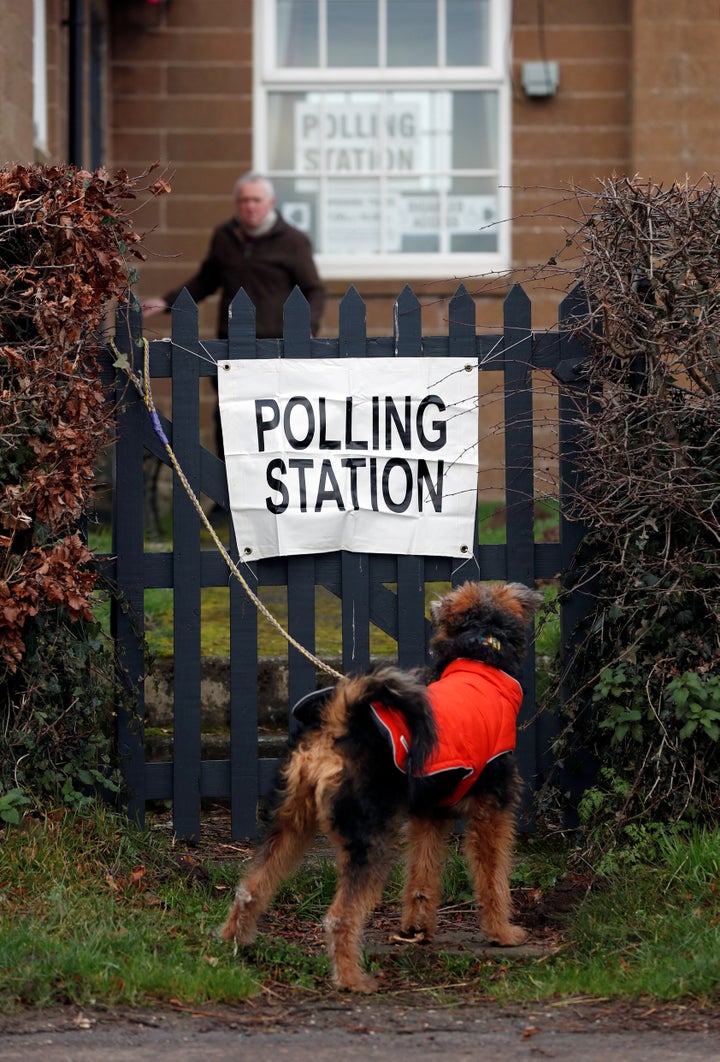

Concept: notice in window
[[295, 100, 425, 175]]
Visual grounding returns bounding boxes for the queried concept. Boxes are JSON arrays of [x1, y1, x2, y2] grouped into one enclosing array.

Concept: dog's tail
[[334, 664, 437, 774]]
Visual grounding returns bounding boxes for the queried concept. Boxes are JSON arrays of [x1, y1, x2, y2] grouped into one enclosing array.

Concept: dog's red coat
[[371, 658, 523, 806]]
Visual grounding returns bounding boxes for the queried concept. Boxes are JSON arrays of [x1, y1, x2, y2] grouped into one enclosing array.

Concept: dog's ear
[[429, 581, 481, 632], [504, 583, 545, 622], [291, 687, 334, 731]]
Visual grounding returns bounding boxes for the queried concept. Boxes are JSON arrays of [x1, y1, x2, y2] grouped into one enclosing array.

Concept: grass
[[89, 499, 562, 661], [1, 805, 718, 1012], [0, 807, 257, 1011], [484, 828, 720, 1004], [137, 582, 559, 661]]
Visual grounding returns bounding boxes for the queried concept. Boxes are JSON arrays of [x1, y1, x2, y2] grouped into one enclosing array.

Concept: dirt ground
[[1, 810, 718, 1059]]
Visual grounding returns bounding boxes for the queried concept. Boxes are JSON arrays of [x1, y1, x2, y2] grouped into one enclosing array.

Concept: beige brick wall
[[109, 0, 253, 339], [0, 0, 111, 168], [631, 1, 720, 179], [512, 0, 632, 327], [0, 0, 37, 163], [44, 0, 71, 164]]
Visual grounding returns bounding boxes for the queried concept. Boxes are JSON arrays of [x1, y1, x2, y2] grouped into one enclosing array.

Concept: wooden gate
[[103, 282, 590, 840]]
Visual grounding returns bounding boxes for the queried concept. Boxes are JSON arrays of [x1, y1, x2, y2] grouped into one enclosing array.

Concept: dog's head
[[429, 581, 544, 678]]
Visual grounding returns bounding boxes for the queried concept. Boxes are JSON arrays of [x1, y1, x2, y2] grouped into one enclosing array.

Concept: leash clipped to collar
[[110, 337, 344, 682]]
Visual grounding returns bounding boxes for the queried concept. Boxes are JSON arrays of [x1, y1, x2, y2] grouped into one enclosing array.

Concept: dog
[[219, 580, 544, 992]]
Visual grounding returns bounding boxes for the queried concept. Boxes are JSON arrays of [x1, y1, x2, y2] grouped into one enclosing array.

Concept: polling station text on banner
[[218, 358, 478, 560]]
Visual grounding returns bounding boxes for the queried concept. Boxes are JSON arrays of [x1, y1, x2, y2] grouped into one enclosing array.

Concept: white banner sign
[[218, 358, 478, 560]]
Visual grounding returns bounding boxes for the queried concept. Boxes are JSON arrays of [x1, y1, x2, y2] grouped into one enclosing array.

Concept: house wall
[[0, 0, 110, 168], [107, 1, 636, 474], [630, 0, 720, 178], [43, 0, 71, 164], [512, 1, 631, 317], [5, 3, 719, 342], [0, 0, 38, 163], [109, 0, 638, 340], [108, 0, 254, 340]]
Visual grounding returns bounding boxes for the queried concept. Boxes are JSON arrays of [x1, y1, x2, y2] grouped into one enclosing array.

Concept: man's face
[[235, 181, 275, 228]]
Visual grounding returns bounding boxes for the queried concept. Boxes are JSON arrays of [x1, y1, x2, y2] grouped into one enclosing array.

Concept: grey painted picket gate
[[103, 283, 591, 841]]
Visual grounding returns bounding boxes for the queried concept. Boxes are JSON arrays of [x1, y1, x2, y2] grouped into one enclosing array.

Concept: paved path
[[0, 1000, 718, 1061]]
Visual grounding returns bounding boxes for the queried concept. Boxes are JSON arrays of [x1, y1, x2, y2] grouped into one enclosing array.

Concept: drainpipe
[[66, 0, 85, 166]]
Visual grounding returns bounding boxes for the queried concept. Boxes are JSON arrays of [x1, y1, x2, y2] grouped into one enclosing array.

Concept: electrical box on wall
[[521, 61, 560, 98]]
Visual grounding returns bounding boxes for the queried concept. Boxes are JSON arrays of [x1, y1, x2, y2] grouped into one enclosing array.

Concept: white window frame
[[253, 0, 511, 280], [33, 0, 49, 155]]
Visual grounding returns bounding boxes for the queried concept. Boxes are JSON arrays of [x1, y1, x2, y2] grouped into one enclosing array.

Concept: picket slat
[[448, 284, 476, 357], [111, 297, 147, 824], [226, 289, 261, 836], [283, 286, 312, 357], [503, 284, 537, 822], [552, 285, 595, 818], [169, 290, 203, 840], [338, 285, 367, 357], [228, 287, 257, 355]]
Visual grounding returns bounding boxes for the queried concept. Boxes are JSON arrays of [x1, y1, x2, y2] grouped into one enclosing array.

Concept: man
[[142, 172, 325, 455]]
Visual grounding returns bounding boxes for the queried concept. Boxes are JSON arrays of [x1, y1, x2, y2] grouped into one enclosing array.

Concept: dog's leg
[[397, 815, 450, 943], [463, 799, 527, 946], [324, 835, 397, 993], [219, 774, 318, 946]]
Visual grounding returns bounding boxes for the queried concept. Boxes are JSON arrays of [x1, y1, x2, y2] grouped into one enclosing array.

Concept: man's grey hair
[[234, 171, 275, 199]]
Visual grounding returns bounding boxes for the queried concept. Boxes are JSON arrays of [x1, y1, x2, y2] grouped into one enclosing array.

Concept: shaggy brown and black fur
[[219, 580, 544, 992]]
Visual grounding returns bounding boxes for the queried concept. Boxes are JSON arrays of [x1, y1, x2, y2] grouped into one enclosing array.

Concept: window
[[255, 0, 510, 279]]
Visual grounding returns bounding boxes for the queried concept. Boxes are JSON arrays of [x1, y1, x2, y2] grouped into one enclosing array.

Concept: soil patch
[[150, 803, 592, 957]]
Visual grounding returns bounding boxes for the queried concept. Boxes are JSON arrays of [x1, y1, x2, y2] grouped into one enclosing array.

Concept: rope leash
[[111, 337, 344, 682]]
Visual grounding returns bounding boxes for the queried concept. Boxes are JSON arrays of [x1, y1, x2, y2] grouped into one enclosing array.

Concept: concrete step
[[145, 729, 288, 762]]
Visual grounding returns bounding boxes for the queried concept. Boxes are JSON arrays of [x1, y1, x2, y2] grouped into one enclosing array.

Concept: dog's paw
[[487, 924, 527, 947], [336, 972, 380, 994], [217, 918, 239, 943], [217, 909, 258, 946], [222, 924, 259, 946]]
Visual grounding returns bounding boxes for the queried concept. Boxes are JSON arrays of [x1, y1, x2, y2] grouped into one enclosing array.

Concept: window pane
[[325, 178, 381, 253], [387, 90, 451, 173], [386, 179, 442, 253], [387, 0, 437, 66], [276, 0, 318, 67], [447, 0, 489, 66], [328, 0, 378, 67], [297, 91, 383, 174], [274, 177, 321, 249], [448, 176, 498, 252], [266, 90, 500, 257], [452, 90, 497, 169], [292, 91, 451, 176], [268, 93, 309, 170]]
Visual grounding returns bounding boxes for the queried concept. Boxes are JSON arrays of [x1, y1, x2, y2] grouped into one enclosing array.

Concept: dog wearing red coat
[[219, 580, 544, 992]]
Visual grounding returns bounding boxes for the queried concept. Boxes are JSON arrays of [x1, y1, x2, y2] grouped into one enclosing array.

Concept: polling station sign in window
[[273, 92, 500, 257], [218, 358, 479, 560]]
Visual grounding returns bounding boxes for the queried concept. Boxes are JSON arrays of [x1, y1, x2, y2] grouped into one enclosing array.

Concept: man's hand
[[141, 297, 169, 317]]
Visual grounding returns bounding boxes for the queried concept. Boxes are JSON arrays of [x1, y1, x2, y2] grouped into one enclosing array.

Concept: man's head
[[234, 172, 276, 230]]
